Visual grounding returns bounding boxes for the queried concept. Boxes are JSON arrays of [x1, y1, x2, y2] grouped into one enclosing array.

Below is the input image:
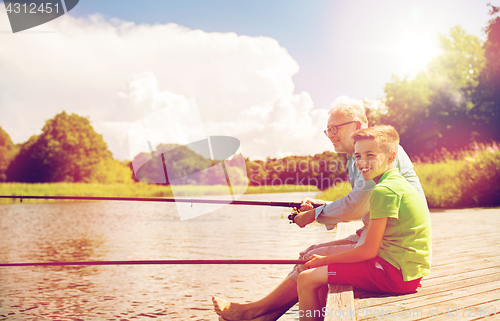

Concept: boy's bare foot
[[212, 296, 248, 320]]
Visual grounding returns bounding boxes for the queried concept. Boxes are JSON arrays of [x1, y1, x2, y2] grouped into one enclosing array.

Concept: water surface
[[0, 192, 337, 320]]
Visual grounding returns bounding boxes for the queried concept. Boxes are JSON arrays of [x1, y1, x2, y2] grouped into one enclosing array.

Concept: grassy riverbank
[[5, 143, 497, 208], [316, 180, 351, 202], [0, 182, 318, 204], [414, 142, 500, 208]]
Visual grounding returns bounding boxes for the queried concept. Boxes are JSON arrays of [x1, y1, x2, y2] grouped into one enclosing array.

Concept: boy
[[297, 125, 431, 320]]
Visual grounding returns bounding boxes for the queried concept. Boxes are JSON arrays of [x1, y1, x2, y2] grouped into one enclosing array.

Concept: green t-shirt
[[370, 168, 432, 281]]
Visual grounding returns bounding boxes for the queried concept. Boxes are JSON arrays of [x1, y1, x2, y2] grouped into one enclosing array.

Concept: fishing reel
[[288, 209, 300, 224], [288, 203, 321, 223]]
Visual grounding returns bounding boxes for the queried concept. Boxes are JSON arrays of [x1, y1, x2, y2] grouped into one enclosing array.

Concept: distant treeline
[[130, 142, 348, 189], [0, 112, 347, 189], [131, 143, 248, 186], [244, 153, 347, 190]]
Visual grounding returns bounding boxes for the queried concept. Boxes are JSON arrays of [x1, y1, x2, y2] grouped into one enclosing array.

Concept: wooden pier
[[325, 208, 500, 320]]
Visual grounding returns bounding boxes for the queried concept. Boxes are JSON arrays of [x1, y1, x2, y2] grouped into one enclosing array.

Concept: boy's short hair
[[352, 125, 399, 154], [329, 103, 368, 127]]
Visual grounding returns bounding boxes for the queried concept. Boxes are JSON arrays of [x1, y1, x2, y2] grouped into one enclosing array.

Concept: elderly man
[[212, 103, 427, 321]]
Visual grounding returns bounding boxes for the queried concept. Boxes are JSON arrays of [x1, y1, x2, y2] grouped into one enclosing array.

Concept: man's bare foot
[[212, 296, 249, 320]]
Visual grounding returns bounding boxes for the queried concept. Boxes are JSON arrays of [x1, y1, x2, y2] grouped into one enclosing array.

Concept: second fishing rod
[[0, 195, 320, 223]]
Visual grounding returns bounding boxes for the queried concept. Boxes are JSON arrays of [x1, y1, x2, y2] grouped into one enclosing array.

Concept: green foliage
[[93, 158, 134, 184], [382, 25, 492, 156], [473, 4, 500, 140], [244, 151, 348, 190], [0, 127, 19, 182], [6, 111, 131, 183], [384, 74, 433, 134], [133, 143, 247, 185], [432, 26, 485, 92], [414, 160, 465, 207], [315, 180, 352, 202], [415, 142, 500, 208]]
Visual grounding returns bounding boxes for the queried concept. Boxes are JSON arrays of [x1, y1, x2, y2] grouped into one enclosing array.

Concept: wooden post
[[324, 222, 361, 321]]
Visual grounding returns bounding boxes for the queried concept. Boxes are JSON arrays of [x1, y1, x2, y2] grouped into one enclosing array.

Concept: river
[[0, 192, 338, 320]]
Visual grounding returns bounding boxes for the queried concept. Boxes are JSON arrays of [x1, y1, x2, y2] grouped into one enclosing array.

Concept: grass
[[414, 142, 500, 208], [0, 182, 318, 204], [315, 180, 351, 202]]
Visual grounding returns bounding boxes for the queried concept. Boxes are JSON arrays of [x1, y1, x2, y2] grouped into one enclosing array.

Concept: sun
[[392, 33, 442, 77]]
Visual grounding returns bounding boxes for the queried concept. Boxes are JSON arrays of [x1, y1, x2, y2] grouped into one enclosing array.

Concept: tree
[[0, 127, 19, 181], [7, 111, 127, 183], [474, 4, 500, 141], [133, 143, 226, 185], [383, 26, 487, 156], [383, 73, 433, 135]]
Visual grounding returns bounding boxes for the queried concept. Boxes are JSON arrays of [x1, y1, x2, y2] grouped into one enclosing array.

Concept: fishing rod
[[0, 195, 312, 222], [0, 259, 308, 267], [0, 195, 300, 208]]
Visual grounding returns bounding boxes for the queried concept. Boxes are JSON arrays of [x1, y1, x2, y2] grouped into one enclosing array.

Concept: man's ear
[[356, 121, 362, 130], [388, 150, 397, 164]]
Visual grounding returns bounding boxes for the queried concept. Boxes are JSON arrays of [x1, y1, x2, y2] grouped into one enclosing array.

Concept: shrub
[[415, 142, 500, 208]]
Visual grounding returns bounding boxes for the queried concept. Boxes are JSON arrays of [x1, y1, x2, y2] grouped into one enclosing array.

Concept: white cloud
[[0, 11, 333, 160]]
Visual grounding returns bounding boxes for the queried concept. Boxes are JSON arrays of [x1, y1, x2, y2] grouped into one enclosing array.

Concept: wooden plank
[[422, 268, 500, 286], [356, 271, 500, 314], [355, 272, 500, 311], [354, 208, 500, 321], [358, 286, 500, 321], [324, 222, 362, 321], [469, 299, 500, 320]]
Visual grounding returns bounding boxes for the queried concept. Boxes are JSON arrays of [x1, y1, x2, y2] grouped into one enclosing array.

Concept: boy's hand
[[304, 254, 327, 269]]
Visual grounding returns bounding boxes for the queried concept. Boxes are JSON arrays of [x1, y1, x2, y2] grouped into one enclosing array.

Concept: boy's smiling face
[[354, 139, 396, 183]]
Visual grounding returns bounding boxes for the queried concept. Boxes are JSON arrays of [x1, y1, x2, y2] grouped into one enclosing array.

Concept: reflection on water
[[0, 193, 337, 320]]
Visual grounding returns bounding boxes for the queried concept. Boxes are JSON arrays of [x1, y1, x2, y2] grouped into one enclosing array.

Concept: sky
[[1, 0, 499, 160]]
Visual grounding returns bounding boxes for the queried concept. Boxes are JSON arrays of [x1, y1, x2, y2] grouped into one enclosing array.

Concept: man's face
[[325, 113, 358, 154]]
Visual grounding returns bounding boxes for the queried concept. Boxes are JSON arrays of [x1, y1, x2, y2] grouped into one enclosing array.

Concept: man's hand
[[300, 198, 326, 212], [293, 208, 316, 228], [304, 254, 327, 269]]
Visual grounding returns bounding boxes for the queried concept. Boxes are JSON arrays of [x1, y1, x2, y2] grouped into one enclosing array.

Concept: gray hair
[[328, 103, 368, 127]]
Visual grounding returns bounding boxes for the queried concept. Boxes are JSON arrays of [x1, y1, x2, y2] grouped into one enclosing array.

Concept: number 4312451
[[5, 2, 60, 14], [444, 307, 496, 317]]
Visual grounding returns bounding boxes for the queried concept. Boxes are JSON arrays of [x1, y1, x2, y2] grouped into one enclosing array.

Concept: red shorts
[[327, 256, 421, 294]]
